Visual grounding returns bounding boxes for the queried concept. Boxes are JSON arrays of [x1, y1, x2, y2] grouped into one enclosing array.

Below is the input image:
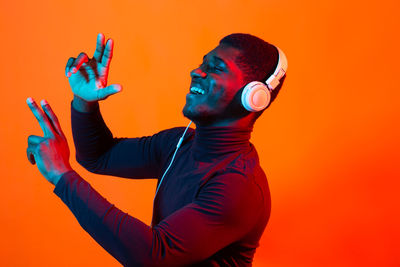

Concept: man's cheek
[[214, 90, 229, 104]]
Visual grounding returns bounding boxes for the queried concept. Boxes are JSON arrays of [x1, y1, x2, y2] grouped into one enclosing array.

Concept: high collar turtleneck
[[190, 124, 253, 160]]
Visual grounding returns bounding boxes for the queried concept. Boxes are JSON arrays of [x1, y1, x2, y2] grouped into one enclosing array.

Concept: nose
[[190, 67, 207, 79]]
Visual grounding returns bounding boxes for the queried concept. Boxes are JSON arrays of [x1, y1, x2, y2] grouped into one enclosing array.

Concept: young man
[[26, 33, 287, 266]]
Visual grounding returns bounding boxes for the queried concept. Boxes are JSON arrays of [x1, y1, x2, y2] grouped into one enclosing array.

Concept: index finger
[[40, 99, 65, 138], [101, 38, 113, 68], [93, 33, 105, 61], [26, 97, 55, 138]]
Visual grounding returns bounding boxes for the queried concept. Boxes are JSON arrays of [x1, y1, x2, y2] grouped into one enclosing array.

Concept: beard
[[182, 102, 218, 126], [182, 97, 248, 127]]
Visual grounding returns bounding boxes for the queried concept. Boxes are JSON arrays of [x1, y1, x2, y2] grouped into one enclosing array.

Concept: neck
[[191, 123, 253, 162], [194, 114, 255, 128]]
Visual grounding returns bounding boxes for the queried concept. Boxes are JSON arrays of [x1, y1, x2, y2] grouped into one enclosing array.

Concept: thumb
[[97, 84, 122, 100], [26, 147, 36, 165]]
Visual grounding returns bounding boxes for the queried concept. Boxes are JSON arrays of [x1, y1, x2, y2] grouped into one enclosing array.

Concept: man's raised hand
[[65, 33, 122, 102], [26, 98, 73, 186]]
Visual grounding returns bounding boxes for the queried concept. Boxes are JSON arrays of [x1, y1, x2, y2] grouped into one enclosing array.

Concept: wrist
[[72, 95, 99, 113], [52, 169, 73, 187]]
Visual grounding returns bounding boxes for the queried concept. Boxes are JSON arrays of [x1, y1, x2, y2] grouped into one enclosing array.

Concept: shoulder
[[196, 171, 264, 227], [152, 126, 195, 146], [220, 143, 261, 177], [209, 149, 270, 217], [155, 126, 194, 139], [148, 127, 195, 163]]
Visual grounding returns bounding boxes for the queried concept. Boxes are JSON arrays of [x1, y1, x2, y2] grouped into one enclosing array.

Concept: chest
[[155, 160, 211, 215], [154, 148, 231, 221]]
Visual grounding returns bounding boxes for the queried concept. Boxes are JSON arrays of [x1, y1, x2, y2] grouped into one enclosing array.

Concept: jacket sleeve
[[71, 101, 183, 179], [54, 170, 263, 266]]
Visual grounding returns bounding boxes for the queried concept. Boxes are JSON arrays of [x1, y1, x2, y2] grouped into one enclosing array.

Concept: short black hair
[[219, 33, 286, 121]]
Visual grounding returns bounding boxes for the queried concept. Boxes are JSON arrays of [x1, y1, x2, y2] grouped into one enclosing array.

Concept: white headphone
[[241, 46, 288, 112]]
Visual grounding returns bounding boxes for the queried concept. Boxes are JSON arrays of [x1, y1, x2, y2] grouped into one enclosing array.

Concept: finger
[[93, 33, 105, 61], [83, 62, 104, 88], [97, 84, 122, 100], [40, 100, 65, 137], [27, 135, 46, 165], [26, 147, 36, 165], [65, 57, 75, 77], [101, 38, 113, 68], [28, 135, 46, 146], [26, 97, 55, 137], [82, 62, 96, 77], [70, 52, 89, 74]]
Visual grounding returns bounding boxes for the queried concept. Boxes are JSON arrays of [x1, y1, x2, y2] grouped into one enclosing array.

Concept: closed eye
[[199, 63, 223, 72]]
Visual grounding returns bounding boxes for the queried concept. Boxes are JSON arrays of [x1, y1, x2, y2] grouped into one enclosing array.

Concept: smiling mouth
[[190, 86, 206, 95]]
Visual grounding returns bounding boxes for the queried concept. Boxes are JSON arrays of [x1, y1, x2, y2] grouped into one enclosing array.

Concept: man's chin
[[182, 107, 197, 122], [182, 108, 217, 126]]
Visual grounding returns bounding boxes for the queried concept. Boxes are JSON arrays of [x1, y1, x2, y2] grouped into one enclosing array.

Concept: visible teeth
[[190, 87, 205, 95]]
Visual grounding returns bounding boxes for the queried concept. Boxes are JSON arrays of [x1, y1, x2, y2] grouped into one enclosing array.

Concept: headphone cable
[[153, 120, 193, 202]]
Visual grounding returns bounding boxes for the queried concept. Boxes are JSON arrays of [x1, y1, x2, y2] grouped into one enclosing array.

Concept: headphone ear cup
[[241, 81, 271, 112]]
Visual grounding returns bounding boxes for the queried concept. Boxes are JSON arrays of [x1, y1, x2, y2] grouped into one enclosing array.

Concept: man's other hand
[[26, 98, 73, 186], [65, 33, 122, 102]]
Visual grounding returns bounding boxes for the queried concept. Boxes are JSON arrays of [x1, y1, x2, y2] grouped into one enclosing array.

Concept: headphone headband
[[265, 46, 288, 91]]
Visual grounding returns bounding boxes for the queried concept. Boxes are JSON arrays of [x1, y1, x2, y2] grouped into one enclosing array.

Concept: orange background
[[0, 0, 399, 266]]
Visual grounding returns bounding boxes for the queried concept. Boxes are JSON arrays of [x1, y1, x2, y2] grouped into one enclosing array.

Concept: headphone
[[241, 46, 288, 112]]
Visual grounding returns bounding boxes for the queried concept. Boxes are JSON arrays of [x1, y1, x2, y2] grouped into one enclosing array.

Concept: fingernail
[[67, 72, 71, 77], [40, 99, 49, 106], [26, 97, 34, 104], [71, 67, 77, 73]]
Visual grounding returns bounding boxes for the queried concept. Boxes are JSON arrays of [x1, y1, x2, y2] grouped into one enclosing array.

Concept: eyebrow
[[203, 55, 227, 66]]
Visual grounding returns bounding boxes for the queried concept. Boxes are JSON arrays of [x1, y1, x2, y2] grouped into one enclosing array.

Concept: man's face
[[182, 44, 247, 126]]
